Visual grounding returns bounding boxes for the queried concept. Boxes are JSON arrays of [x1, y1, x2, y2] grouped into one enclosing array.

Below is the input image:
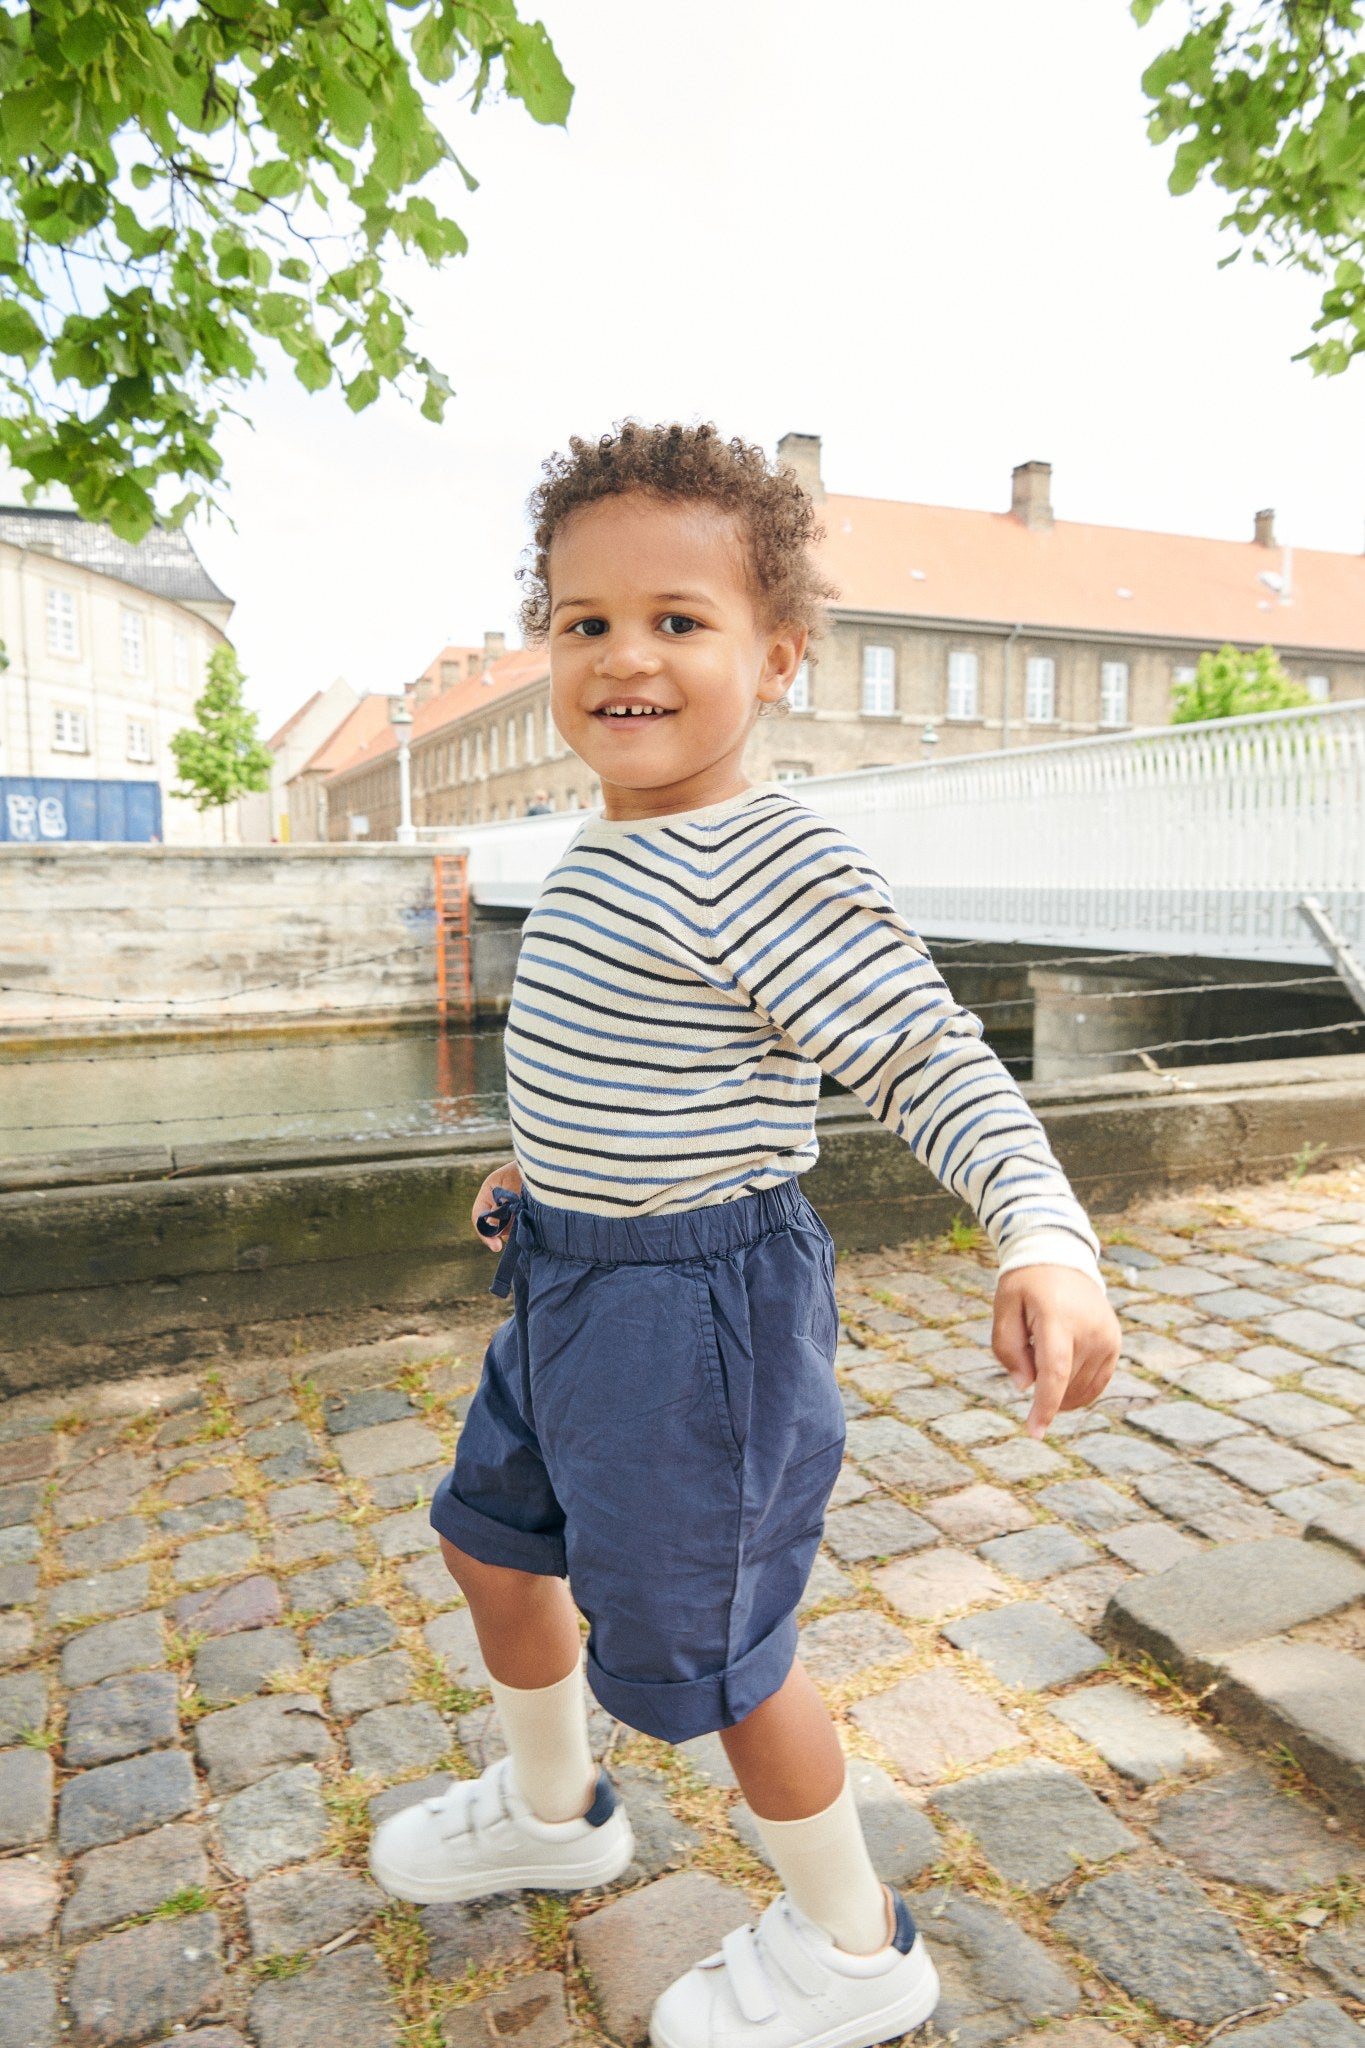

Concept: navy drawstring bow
[[477, 1185, 530, 1298]]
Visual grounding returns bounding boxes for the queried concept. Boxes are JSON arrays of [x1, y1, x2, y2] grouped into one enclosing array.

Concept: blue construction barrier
[[0, 777, 163, 843]]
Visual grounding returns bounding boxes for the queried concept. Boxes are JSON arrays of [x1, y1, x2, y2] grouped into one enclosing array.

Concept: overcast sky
[[190, 0, 1365, 734]]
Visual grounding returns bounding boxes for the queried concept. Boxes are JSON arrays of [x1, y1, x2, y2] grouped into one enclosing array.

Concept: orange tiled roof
[[294, 694, 397, 780], [817, 494, 1365, 654], [319, 648, 550, 782]]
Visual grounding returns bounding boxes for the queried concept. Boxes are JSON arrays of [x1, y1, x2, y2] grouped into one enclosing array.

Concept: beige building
[[0, 499, 234, 844], [298, 436, 1365, 838]]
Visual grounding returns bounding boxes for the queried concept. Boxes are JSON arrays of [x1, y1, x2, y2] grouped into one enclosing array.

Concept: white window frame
[[53, 705, 88, 753], [46, 586, 79, 659], [1173, 664, 1197, 686], [459, 737, 470, 781], [1305, 673, 1331, 703], [774, 762, 812, 784], [489, 725, 500, 774], [1100, 660, 1130, 728], [1025, 655, 1057, 724], [788, 660, 811, 714], [545, 704, 558, 758], [947, 650, 979, 721], [506, 716, 517, 769], [525, 709, 537, 762], [861, 644, 896, 717], [173, 632, 192, 690], [121, 606, 146, 675], [126, 718, 153, 763]]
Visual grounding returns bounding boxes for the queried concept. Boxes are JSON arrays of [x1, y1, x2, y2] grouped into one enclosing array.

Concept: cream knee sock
[[488, 1668, 596, 1824], [753, 1776, 890, 1955]]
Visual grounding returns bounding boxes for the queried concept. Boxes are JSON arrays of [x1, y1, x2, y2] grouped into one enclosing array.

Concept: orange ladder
[[433, 854, 474, 1020]]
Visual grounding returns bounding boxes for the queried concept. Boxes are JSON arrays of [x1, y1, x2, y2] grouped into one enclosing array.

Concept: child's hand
[[471, 1161, 522, 1249], [992, 1267, 1121, 1440]]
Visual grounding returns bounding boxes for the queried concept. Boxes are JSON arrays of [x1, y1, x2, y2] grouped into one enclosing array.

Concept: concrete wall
[[0, 843, 465, 1034], [4, 1052, 1364, 1394]]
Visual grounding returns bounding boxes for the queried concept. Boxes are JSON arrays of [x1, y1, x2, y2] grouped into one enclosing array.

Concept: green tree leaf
[[1140, 2, 1365, 375], [0, 0, 572, 524]]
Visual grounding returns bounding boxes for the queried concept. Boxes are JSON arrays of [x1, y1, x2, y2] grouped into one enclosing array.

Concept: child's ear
[[758, 622, 808, 706]]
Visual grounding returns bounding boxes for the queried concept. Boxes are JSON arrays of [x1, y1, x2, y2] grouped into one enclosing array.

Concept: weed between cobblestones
[[323, 1774, 377, 1861]]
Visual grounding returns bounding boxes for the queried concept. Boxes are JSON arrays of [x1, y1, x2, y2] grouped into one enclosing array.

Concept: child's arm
[[719, 811, 1119, 1421]]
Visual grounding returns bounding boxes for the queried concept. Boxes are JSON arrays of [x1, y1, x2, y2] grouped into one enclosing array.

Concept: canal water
[[0, 1028, 511, 1161]]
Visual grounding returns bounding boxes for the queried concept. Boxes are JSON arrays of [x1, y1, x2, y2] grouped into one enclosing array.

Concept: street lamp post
[[389, 696, 417, 845]]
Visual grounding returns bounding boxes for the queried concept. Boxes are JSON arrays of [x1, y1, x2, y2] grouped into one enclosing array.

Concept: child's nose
[[595, 642, 661, 680]]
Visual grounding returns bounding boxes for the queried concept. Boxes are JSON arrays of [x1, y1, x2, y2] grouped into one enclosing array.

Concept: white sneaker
[[368, 1756, 634, 1904], [650, 1891, 940, 2048]]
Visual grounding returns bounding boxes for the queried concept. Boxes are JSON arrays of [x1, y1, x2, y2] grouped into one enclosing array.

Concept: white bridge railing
[[443, 702, 1365, 963]]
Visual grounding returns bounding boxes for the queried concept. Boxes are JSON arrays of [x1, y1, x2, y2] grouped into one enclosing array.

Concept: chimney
[[1011, 461, 1053, 531], [412, 669, 437, 707], [777, 432, 824, 504], [439, 657, 463, 693], [1254, 507, 1276, 547], [483, 630, 506, 672]]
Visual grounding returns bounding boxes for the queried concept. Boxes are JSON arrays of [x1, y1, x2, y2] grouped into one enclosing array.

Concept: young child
[[370, 423, 1120, 2048]]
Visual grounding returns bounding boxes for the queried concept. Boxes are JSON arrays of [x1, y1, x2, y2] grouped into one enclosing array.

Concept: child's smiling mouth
[[593, 701, 677, 721]]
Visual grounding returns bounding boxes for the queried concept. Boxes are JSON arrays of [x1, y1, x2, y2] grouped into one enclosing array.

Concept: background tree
[[1135, 2, 1365, 373], [1171, 642, 1316, 721], [170, 645, 273, 835], [0, 0, 570, 538]]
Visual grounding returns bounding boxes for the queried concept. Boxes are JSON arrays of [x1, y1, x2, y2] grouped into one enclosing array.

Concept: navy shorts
[[430, 1177, 845, 1743]]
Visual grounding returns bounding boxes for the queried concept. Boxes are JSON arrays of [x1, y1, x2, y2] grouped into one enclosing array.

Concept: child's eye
[[567, 617, 608, 637], [659, 614, 699, 636]]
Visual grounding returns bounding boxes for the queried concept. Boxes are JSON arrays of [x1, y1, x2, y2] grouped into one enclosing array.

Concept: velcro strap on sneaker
[[757, 1903, 834, 2000], [721, 1926, 779, 2024]]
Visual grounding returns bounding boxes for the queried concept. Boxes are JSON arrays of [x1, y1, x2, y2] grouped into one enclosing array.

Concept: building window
[[53, 705, 88, 752], [173, 632, 192, 689], [788, 660, 811, 713], [474, 731, 484, 778], [525, 709, 537, 762], [126, 718, 153, 762], [545, 705, 558, 758], [774, 761, 812, 783], [1306, 673, 1331, 702], [459, 737, 470, 781], [489, 725, 500, 774], [121, 607, 146, 674], [862, 644, 896, 717], [1172, 664, 1197, 688], [947, 650, 979, 721], [1100, 660, 1130, 727], [506, 717, 517, 769], [46, 587, 79, 658], [1026, 655, 1056, 723]]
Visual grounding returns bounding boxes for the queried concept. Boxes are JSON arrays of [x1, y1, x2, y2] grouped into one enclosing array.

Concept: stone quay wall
[[4, 1053, 1365, 1395], [0, 844, 524, 1038]]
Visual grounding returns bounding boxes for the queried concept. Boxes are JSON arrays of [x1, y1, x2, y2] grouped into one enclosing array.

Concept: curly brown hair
[[517, 421, 836, 643]]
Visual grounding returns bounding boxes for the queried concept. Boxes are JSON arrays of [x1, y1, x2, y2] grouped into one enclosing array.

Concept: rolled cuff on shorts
[[429, 1468, 568, 1580], [587, 1609, 799, 1743]]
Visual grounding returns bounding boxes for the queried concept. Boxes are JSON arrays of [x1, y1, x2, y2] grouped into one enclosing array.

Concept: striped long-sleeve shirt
[[505, 784, 1100, 1277]]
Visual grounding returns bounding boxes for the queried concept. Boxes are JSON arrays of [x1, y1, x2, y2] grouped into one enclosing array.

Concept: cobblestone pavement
[[4, 1170, 1365, 2048]]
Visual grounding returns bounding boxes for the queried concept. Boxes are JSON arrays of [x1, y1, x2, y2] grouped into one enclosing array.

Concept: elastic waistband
[[520, 1176, 808, 1268]]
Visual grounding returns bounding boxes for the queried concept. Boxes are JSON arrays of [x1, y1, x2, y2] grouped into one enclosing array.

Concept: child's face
[[547, 493, 806, 818]]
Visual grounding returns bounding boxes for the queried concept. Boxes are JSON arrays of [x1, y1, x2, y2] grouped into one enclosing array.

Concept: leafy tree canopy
[[1171, 641, 1316, 720], [1135, 2, 1365, 373], [0, 0, 571, 539], [170, 643, 273, 810]]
